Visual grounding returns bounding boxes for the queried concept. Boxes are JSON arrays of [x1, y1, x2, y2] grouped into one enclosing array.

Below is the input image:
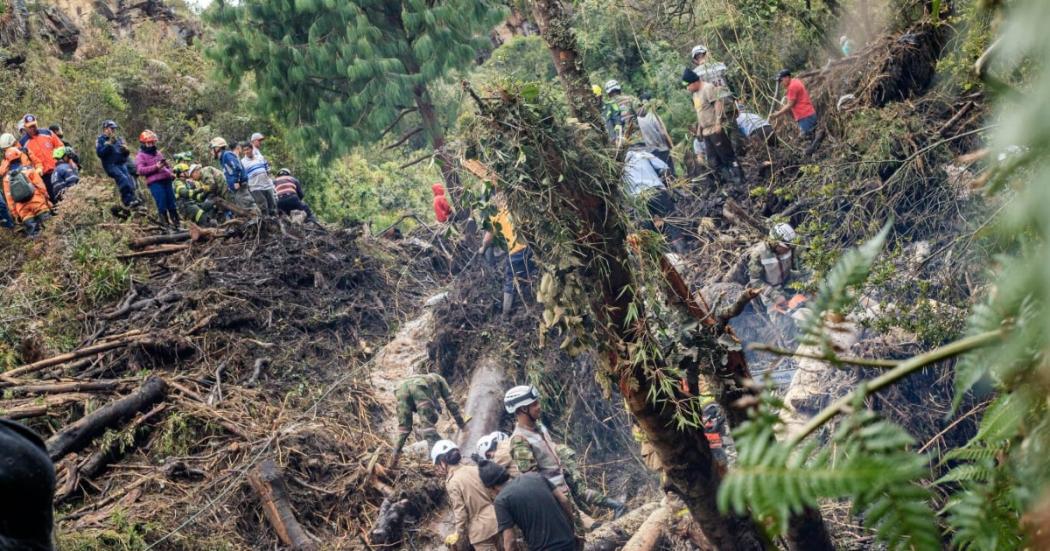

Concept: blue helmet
[[101, 119, 119, 130]]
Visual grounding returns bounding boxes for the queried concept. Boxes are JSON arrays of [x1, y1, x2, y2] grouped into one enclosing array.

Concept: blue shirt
[[220, 150, 246, 191], [95, 135, 130, 169]]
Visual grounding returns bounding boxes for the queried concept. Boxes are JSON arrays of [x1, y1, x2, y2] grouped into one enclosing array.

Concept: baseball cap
[[250, 132, 265, 142], [22, 114, 37, 127]]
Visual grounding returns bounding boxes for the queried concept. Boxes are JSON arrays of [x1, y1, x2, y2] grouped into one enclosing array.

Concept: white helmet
[[691, 44, 708, 59], [603, 79, 622, 95], [476, 431, 509, 457], [770, 223, 797, 242], [0, 133, 15, 149], [430, 439, 459, 464], [504, 385, 540, 414]]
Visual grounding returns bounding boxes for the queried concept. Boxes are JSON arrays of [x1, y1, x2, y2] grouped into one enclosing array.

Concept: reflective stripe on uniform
[[512, 424, 567, 490]]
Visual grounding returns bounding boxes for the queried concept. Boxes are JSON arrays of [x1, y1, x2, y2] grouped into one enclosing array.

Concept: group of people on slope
[[0, 115, 81, 237], [95, 121, 317, 232], [392, 374, 625, 550], [599, 46, 820, 251]]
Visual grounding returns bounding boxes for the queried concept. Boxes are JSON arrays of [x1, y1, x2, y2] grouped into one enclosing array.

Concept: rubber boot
[[502, 291, 514, 317]]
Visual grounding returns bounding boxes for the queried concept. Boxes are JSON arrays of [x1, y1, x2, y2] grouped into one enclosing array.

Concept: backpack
[[9, 170, 34, 203]]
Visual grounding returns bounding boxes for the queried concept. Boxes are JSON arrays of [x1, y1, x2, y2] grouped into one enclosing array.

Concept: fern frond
[[936, 463, 996, 484], [943, 483, 1023, 551]]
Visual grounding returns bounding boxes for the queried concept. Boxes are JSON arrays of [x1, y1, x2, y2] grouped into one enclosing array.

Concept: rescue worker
[[476, 431, 509, 460], [689, 44, 731, 90], [682, 68, 709, 172], [0, 419, 56, 551], [48, 124, 80, 167], [601, 79, 639, 146], [432, 182, 452, 223], [555, 444, 626, 519], [735, 101, 775, 147], [636, 92, 676, 177], [50, 147, 80, 201], [622, 144, 685, 251], [702, 402, 731, 473], [2, 148, 52, 238], [134, 130, 179, 230], [432, 440, 500, 551], [693, 72, 744, 185], [771, 69, 821, 155], [18, 115, 64, 201], [0, 134, 23, 228], [273, 168, 317, 222], [747, 223, 797, 312], [173, 163, 213, 226], [210, 136, 256, 213], [389, 372, 468, 468], [241, 140, 276, 216], [478, 194, 535, 316], [481, 458, 579, 551], [96, 120, 140, 207]]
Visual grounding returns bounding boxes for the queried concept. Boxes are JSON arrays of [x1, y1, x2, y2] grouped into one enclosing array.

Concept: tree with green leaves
[[204, 0, 505, 199]]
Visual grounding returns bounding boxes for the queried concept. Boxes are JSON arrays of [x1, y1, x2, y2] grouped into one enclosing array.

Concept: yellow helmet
[[174, 162, 190, 174]]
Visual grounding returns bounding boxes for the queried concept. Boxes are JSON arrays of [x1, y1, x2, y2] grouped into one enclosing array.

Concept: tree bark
[[45, 376, 167, 460], [585, 501, 661, 551], [249, 458, 317, 550], [622, 505, 671, 551], [529, 0, 602, 128]]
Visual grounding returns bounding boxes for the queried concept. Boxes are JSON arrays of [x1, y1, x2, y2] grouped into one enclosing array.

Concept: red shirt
[[786, 78, 816, 121], [432, 183, 451, 222]]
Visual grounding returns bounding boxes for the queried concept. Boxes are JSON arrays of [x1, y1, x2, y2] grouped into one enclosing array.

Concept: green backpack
[[9, 169, 34, 203]]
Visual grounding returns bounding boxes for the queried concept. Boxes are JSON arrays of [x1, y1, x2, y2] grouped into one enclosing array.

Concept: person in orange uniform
[[2, 148, 52, 237], [17, 115, 63, 201]]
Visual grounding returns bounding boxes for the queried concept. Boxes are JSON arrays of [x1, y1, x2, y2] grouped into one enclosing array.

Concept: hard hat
[[250, 132, 265, 142], [0, 133, 16, 149], [770, 223, 797, 242], [603, 79, 622, 95], [209, 137, 228, 149], [430, 439, 458, 464], [174, 162, 190, 174], [52, 147, 67, 160], [278, 168, 291, 176], [475, 431, 509, 458], [22, 114, 37, 128], [188, 163, 201, 174], [591, 84, 603, 97], [691, 44, 708, 59], [504, 385, 540, 414], [101, 119, 119, 130], [139, 130, 158, 144], [16, 120, 24, 132], [4, 147, 21, 161]]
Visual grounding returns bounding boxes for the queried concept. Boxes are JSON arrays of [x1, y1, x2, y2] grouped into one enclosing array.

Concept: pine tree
[[204, 0, 505, 194]]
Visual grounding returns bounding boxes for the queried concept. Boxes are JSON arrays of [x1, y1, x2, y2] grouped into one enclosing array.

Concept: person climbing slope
[[771, 69, 822, 155], [432, 182, 452, 223], [389, 372, 468, 469], [134, 130, 180, 230], [273, 168, 317, 222], [694, 75, 744, 185], [432, 440, 500, 551], [478, 193, 536, 317], [18, 114, 63, 201], [48, 124, 80, 167], [622, 144, 686, 252], [241, 140, 277, 216], [96, 120, 140, 207], [2, 147, 52, 238], [601, 79, 639, 147], [50, 147, 80, 201], [636, 92, 676, 177]]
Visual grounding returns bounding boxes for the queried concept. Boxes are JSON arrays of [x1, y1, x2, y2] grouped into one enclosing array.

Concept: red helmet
[[4, 147, 20, 161], [139, 130, 158, 144]]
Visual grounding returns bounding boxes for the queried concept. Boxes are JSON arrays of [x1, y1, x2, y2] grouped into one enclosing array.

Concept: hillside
[[1, 0, 1047, 550]]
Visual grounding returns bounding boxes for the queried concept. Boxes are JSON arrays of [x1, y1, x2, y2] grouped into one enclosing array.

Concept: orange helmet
[[139, 130, 158, 144], [4, 147, 21, 161]]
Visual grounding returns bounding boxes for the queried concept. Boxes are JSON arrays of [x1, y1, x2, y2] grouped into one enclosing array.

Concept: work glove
[[444, 533, 459, 547], [457, 414, 472, 430]]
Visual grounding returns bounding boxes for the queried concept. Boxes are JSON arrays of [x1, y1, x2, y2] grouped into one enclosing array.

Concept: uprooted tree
[[205, 0, 505, 198]]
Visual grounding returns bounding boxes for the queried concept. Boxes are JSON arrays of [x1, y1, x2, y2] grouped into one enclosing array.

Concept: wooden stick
[[45, 376, 167, 461], [5, 379, 126, 396], [117, 244, 190, 259], [128, 232, 192, 250], [248, 458, 317, 550], [3, 337, 141, 380]]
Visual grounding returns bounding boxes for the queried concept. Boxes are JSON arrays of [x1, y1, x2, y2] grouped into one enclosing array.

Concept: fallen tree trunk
[[585, 501, 661, 551], [622, 506, 670, 551], [101, 292, 183, 320], [128, 231, 192, 250], [457, 354, 507, 454], [117, 244, 190, 259], [248, 458, 317, 550], [45, 376, 167, 461]]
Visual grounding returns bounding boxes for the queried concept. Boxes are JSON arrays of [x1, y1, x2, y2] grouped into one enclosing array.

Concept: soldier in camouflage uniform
[[555, 444, 626, 518], [389, 373, 466, 468]]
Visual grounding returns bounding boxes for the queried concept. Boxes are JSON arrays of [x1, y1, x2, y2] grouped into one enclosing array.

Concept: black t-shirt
[[493, 472, 575, 551]]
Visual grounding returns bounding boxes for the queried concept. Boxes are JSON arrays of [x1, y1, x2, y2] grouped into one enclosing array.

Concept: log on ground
[[248, 458, 317, 550]]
